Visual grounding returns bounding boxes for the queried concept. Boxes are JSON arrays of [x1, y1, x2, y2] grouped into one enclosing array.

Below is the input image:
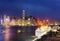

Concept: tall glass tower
[[22, 10, 25, 26], [22, 10, 25, 20]]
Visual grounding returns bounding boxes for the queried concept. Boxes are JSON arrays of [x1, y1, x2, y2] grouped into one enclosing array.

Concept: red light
[[37, 25, 41, 29], [37, 18, 40, 21], [46, 19, 49, 22]]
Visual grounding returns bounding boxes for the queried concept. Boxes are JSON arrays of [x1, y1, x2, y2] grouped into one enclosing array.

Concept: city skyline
[[0, 0, 60, 21], [0, 0, 60, 41], [0, 10, 59, 27]]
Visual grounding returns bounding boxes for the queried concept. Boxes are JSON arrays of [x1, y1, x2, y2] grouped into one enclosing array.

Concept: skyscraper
[[22, 10, 25, 20], [22, 10, 25, 26], [4, 15, 7, 23]]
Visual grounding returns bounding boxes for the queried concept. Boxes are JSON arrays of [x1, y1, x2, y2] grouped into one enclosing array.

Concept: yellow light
[[51, 29, 57, 32], [17, 30, 21, 33], [56, 35, 60, 38], [31, 35, 36, 38], [28, 22, 30, 24], [55, 23, 58, 25], [2, 30, 5, 33], [54, 22, 58, 25]]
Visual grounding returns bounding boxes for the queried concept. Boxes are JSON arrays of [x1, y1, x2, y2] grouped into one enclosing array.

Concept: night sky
[[0, 0, 60, 21]]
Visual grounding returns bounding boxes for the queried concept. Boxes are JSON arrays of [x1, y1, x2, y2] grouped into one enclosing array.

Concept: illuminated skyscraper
[[28, 18, 30, 25], [1, 19, 3, 25], [22, 10, 25, 20], [6, 16, 10, 23], [4, 15, 7, 23], [22, 10, 26, 26], [3, 15, 10, 25]]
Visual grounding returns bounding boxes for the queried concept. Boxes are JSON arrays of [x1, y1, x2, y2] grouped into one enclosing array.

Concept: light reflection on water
[[4, 29, 10, 41], [0, 26, 37, 41], [4, 29, 15, 41], [0, 26, 4, 41]]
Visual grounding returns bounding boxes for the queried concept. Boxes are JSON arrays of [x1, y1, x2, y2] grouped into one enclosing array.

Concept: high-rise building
[[4, 15, 7, 23], [22, 10, 26, 26], [1, 19, 3, 25], [22, 10, 25, 20], [3, 15, 10, 25]]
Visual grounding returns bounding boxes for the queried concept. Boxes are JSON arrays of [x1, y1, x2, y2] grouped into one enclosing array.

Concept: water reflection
[[4, 26, 15, 41], [0, 26, 37, 41], [0, 26, 3, 41], [4, 29, 10, 41]]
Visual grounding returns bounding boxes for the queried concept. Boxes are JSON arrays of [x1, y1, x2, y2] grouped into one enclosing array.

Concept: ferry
[[32, 25, 51, 41]]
